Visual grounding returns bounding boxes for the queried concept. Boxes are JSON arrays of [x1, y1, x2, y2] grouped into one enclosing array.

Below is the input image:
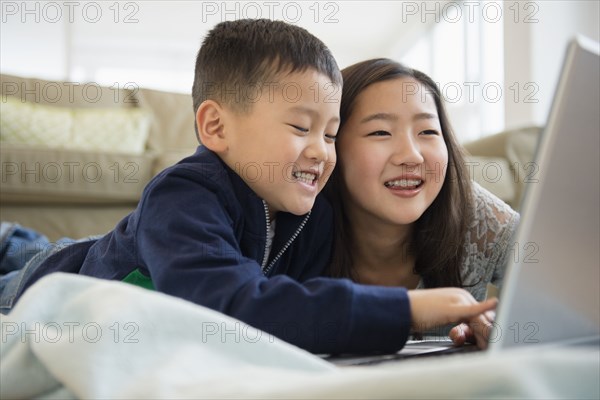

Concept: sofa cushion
[[1, 73, 135, 109], [505, 127, 541, 205], [1, 96, 151, 155], [465, 155, 516, 205], [0, 144, 155, 204], [136, 87, 198, 173], [0, 96, 72, 147], [1, 74, 197, 174], [463, 126, 541, 210]]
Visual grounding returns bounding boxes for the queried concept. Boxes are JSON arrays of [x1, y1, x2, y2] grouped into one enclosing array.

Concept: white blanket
[[1, 273, 598, 399]]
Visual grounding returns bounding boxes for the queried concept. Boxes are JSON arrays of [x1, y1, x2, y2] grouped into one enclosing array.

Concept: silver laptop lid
[[491, 36, 600, 350]]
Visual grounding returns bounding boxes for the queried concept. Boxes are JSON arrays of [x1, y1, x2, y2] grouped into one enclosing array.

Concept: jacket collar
[[194, 146, 310, 244]]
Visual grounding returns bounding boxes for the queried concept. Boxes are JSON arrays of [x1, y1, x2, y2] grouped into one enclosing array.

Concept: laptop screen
[[490, 36, 600, 351]]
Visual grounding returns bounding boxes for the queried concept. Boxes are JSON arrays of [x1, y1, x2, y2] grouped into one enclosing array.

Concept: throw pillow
[[0, 96, 151, 155]]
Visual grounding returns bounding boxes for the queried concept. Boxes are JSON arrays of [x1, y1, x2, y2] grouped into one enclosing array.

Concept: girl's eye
[[421, 129, 440, 136], [367, 130, 391, 137]]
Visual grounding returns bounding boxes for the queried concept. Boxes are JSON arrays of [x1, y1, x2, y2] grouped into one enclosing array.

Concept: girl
[[325, 58, 519, 342]]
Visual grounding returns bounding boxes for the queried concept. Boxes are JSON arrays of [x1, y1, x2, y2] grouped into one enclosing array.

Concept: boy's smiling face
[[218, 68, 341, 217]]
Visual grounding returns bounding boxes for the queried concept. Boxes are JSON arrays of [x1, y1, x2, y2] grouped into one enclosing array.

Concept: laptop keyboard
[[323, 338, 480, 366]]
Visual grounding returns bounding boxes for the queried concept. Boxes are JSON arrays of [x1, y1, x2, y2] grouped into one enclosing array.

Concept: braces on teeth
[[384, 179, 422, 188]]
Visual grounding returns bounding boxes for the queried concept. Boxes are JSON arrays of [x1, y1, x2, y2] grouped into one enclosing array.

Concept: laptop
[[327, 35, 600, 366]]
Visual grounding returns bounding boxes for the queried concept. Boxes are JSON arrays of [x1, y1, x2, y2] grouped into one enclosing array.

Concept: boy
[[0, 19, 495, 353]]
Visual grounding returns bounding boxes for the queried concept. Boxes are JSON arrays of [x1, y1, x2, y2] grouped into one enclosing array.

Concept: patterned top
[[417, 182, 520, 301]]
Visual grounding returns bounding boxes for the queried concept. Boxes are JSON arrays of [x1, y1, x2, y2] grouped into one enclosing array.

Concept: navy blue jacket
[[18, 146, 411, 354]]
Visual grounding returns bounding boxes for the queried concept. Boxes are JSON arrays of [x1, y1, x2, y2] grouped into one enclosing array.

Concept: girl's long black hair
[[325, 58, 473, 288]]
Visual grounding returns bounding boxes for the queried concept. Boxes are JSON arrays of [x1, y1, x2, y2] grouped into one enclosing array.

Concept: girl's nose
[[390, 134, 424, 166]]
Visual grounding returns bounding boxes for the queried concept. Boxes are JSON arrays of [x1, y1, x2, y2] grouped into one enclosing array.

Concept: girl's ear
[[196, 100, 228, 153]]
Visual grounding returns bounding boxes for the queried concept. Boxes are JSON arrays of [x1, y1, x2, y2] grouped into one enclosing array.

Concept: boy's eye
[[289, 124, 309, 133], [325, 134, 337, 143], [367, 130, 391, 137], [420, 129, 440, 136]]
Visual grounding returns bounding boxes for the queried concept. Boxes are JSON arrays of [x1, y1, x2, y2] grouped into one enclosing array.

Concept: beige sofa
[[464, 125, 541, 211], [1, 74, 540, 241], [1, 74, 199, 240]]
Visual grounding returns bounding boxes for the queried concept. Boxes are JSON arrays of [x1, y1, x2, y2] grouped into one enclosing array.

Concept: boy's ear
[[196, 100, 228, 153]]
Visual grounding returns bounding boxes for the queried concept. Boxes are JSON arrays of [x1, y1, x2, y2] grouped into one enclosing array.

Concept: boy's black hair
[[191, 19, 342, 138]]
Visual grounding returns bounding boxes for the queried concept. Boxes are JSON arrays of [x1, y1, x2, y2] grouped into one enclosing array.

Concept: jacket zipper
[[260, 200, 311, 276], [260, 200, 271, 272]]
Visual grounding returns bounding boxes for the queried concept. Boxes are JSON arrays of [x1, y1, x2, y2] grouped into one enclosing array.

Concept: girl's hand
[[449, 310, 496, 349], [407, 288, 497, 349]]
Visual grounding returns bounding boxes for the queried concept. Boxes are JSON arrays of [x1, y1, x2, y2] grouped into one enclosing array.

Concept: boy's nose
[[304, 136, 329, 162]]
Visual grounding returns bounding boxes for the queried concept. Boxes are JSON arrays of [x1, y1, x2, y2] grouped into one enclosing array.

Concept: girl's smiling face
[[336, 77, 448, 229]]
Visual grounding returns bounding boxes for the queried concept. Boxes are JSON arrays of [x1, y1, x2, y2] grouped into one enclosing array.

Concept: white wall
[[504, 0, 600, 130], [0, 1, 68, 80], [2, 1, 598, 136], [0, 1, 434, 92]]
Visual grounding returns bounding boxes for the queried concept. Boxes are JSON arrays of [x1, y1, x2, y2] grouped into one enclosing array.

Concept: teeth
[[385, 179, 422, 188], [293, 171, 317, 184]]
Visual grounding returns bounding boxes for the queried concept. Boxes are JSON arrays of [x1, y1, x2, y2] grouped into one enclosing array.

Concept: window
[[399, 1, 505, 142]]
